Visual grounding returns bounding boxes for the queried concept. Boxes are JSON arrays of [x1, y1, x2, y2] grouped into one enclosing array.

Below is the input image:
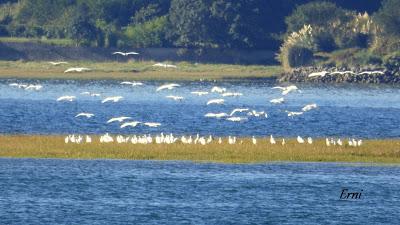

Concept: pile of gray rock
[[279, 66, 400, 84]]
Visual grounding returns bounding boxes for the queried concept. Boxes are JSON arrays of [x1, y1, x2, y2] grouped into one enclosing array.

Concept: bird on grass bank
[[64, 67, 91, 73]]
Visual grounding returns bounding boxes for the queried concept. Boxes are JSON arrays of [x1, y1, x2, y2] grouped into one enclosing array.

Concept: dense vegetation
[[0, 0, 399, 68]]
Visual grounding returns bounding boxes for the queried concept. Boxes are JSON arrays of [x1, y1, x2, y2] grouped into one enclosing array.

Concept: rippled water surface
[[0, 159, 399, 224], [1, 79, 400, 138]]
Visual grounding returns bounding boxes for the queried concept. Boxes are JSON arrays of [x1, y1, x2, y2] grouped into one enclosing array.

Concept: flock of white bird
[[308, 70, 385, 78], [65, 133, 363, 148], [8, 60, 365, 148], [51, 51, 179, 73]]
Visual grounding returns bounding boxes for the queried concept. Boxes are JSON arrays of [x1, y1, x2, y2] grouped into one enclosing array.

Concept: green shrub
[[383, 51, 400, 71], [123, 16, 167, 48]]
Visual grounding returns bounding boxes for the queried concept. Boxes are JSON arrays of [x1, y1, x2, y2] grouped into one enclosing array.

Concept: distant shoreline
[[0, 60, 281, 81], [0, 135, 399, 164]]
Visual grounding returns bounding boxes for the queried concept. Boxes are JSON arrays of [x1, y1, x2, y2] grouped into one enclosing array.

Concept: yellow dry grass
[[0, 61, 282, 81], [1, 136, 399, 164]]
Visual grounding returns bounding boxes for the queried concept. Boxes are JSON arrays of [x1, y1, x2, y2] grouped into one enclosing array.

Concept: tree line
[[0, 0, 386, 50]]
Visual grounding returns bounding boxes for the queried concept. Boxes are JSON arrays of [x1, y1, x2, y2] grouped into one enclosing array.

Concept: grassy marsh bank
[[0, 61, 282, 81], [0, 136, 399, 164]]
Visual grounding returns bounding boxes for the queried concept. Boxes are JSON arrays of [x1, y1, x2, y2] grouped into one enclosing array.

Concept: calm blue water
[[1, 79, 400, 138], [0, 159, 399, 224]]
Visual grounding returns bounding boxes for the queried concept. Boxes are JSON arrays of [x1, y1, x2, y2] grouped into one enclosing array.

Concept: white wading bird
[[156, 83, 180, 91], [143, 122, 161, 127], [302, 103, 318, 112], [204, 113, 229, 118], [57, 96, 76, 102], [270, 135, 276, 144], [308, 71, 329, 78], [226, 117, 247, 122], [270, 97, 285, 104], [49, 61, 68, 66], [75, 113, 94, 118], [222, 92, 243, 97], [25, 84, 43, 91], [166, 95, 184, 101], [358, 71, 385, 75], [9, 83, 19, 87], [107, 117, 131, 124], [272, 85, 299, 95], [230, 108, 249, 116], [120, 121, 141, 128], [252, 136, 257, 145], [102, 96, 123, 103], [152, 63, 177, 68], [113, 51, 139, 56], [64, 67, 91, 73], [120, 81, 143, 86], [207, 99, 225, 105], [81, 92, 101, 97], [286, 111, 304, 117], [211, 86, 226, 93], [191, 91, 209, 96], [330, 71, 356, 75], [297, 136, 305, 144], [307, 137, 313, 144]]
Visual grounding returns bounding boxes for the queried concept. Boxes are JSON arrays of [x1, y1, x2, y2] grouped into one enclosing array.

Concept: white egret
[[222, 92, 243, 97], [57, 96, 76, 102], [308, 71, 329, 78], [107, 116, 131, 124], [120, 121, 141, 128], [102, 96, 123, 103], [270, 135, 276, 144], [230, 108, 249, 116], [326, 138, 331, 147], [191, 91, 209, 96], [166, 95, 184, 101], [302, 103, 318, 112], [86, 135, 92, 143], [113, 51, 139, 56], [204, 113, 229, 118], [286, 111, 304, 117], [75, 113, 94, 118], [226, 117, 247, 122], [25, 84, 43, 91], [156, 83, 180, 91], [330, 71, 356, 75], [49, 61, 68, 66], [252, 136, 257, 145], [152, 63, 177, 68], [270, 97, 284, 104], [64, 67, 91, 73], [297, 136, 305, 144], [120, 81, 143, 86], [211, 86, 226, 93], [307, 137, 313, 144], [144, 122, 161, 127], [207, 99, 225, 105], [272, 85, 299, 95]]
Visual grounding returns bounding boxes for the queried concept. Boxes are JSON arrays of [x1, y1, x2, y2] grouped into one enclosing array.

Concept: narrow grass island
[[1, 136, 399, 164]]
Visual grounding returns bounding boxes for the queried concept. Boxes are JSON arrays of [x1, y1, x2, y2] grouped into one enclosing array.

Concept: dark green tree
[[167, 0, 215, 48], [67, 3, 97, 46], [285, 1, 351, 33], [374, 0, 400, 36]]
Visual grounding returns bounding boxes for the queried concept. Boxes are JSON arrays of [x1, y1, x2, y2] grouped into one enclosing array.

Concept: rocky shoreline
[[279, 66, 400, 84]]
